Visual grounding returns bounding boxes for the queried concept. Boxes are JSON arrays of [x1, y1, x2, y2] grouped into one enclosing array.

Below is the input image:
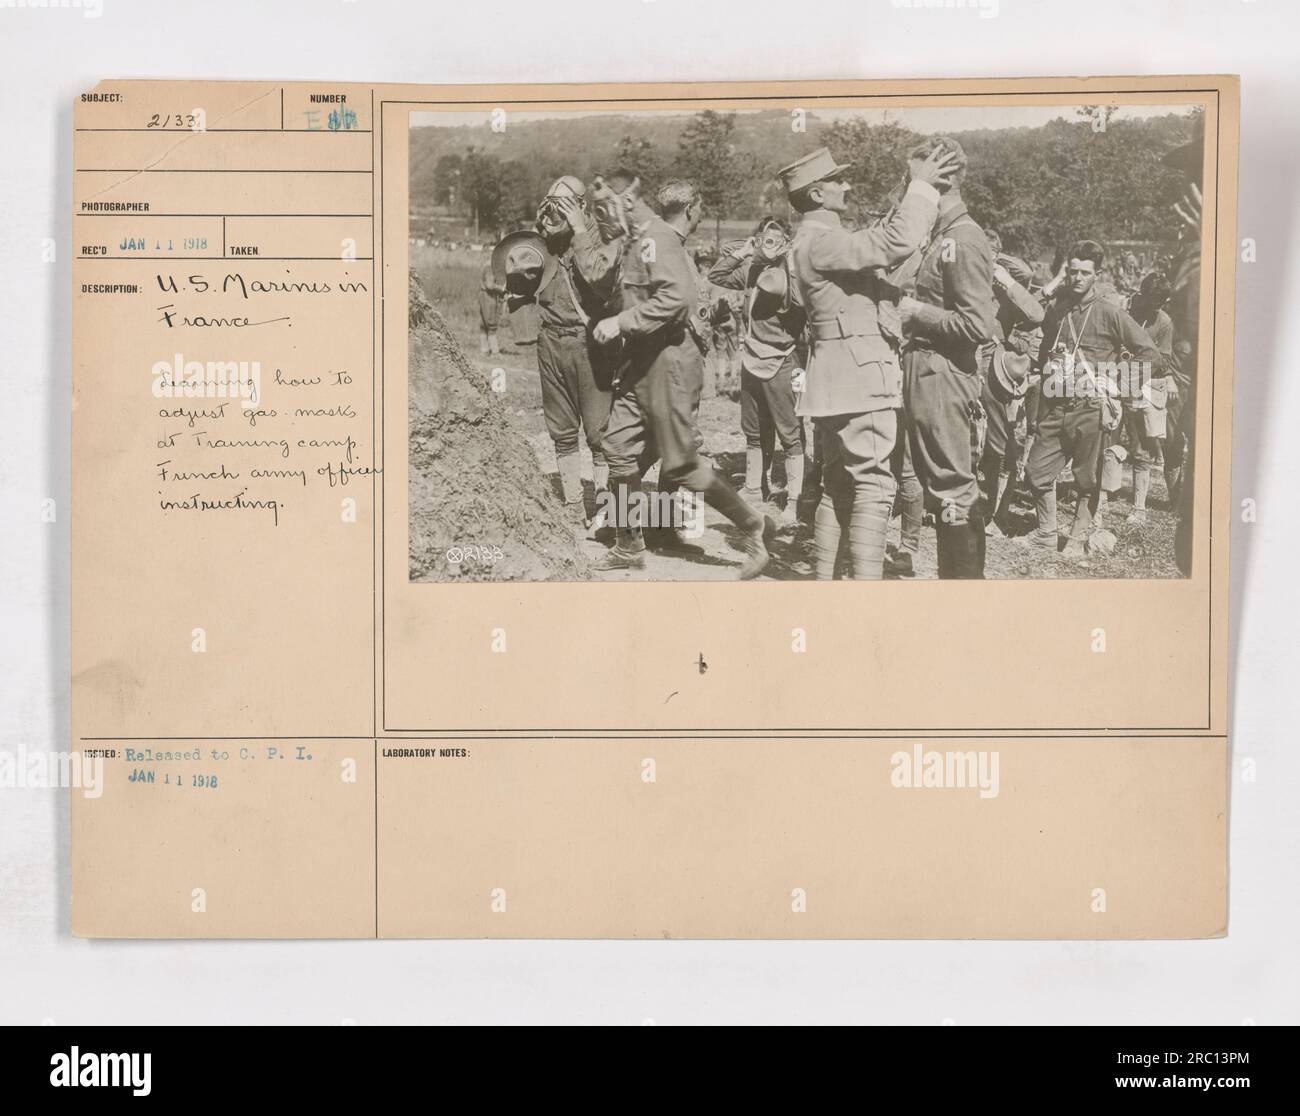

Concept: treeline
[[410, 107, 1200, 260]]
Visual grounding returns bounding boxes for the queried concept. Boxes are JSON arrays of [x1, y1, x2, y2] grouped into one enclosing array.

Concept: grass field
[[410, 242, 1183, 581]]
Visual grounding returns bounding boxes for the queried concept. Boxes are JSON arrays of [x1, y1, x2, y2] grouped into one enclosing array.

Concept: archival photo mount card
[[71, 76, 1235, 938]]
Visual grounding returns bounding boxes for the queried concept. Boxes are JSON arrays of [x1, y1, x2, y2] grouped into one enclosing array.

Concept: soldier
[[1024, 240, 1162, 558], [587, 175, 773, 578], [708, 216, 807, 526], [781, 144, 957, 580], [895, 137, 997, 579], [981, 228, 1044, 536], [477, 259, 506, 355], [523, 176, 616, 520], [1166, 166, 1202, 575], [1119, 271, 1174, 525], [692, 243, 740, 398]]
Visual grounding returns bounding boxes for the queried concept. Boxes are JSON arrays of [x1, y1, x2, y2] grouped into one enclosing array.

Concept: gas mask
[[590, 175, 633, 243], [756, 227, 789, 262], [536, 175, 586, 238]]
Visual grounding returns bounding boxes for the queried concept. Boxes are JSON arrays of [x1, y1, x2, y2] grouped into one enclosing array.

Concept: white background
[[1, 0, 1295, 1025]]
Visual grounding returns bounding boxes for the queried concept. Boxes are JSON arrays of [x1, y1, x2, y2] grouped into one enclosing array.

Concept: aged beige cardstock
[[71, 76, 1235, 938]]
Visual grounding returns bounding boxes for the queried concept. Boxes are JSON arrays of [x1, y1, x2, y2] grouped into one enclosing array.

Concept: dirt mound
[[408, 271, 590, 581]]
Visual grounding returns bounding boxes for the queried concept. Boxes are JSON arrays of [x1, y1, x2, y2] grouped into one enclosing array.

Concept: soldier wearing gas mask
[[530, 175, 616, 521]]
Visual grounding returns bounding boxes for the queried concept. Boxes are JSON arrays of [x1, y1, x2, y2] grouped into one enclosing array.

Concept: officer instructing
[[780, 143, 959, 580]]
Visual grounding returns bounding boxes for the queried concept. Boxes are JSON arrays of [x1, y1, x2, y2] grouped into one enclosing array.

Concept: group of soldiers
[[483, 136, 1199, 579]]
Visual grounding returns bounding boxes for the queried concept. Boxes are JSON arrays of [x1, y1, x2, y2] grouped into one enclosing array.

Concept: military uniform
[[534, 227, 615, 510], [708, 248, 807, 508], [477, 262, 505, 354], [1168, 241, 1198, 574], [901, 199, 997, 577], [981, 255, 1044, 528], [1120, 304, 1173, 520], [1027, 286, 1162, 549], [596, 198, 767, 575], [786, 170, 939, 580]]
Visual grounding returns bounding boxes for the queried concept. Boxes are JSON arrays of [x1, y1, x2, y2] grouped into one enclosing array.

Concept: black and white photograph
[[409, 102, 1205, 582]]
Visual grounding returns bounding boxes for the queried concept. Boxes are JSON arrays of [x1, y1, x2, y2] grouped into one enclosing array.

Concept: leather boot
[[936, 514, 985, 579], [936, 519, 959, 579], [592, 529, 646, 571], [592, 476, 646, 571], [644, 487, 705, 555], [698, 473, 770, 580], [883, 546, 914, 578], [797, 438, 822, 526], [737, 515, 775, 580], [1165, 464, 1183, 507]]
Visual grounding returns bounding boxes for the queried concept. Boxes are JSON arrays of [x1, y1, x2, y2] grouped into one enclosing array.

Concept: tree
[[818, 115, 919, 220], [676, 111, 759, 245], [431, 153, 463, 208], [613, 134, 666, 197], [498, 159, 540, 231], [460, 146, 503, 237], [406, 107, 1202, 261], [955, 110, 1197, 260]]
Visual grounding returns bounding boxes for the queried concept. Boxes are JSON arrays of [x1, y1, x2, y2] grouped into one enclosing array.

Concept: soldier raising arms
[[708, 216, 806, 526], [781, 144, 959, 580], [896, 137, 998, 579]]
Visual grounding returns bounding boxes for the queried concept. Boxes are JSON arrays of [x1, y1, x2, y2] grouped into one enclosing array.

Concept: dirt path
[[448, 327, 1182, 583]]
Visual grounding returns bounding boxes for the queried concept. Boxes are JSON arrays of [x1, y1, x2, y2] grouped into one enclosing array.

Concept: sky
[[411, 102, 1199, 132]]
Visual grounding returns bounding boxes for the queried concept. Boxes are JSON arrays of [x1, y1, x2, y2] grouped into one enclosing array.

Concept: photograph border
[[379, 78, 1230, 738]]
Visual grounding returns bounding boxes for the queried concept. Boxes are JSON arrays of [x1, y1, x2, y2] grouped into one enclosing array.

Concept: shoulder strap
[[559, 260, 590, 327]]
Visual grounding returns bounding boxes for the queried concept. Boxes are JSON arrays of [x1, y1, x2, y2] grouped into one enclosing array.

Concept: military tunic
[[901, 201, 997, 523]]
